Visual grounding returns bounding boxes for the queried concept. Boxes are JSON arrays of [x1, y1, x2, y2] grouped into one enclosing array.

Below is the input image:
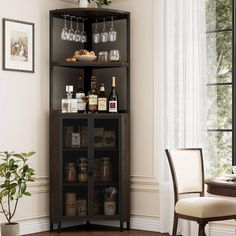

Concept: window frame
[[233, 0, 236, 165], [206, 0, 234, 169]]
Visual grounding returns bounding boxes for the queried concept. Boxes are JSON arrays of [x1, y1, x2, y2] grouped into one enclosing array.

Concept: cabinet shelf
[[93, 182, 118, 186], [63, 183, 88, 187], [63, 148, 87, 152], [52, 61, 129, 69], [94, 148, 118, 152]]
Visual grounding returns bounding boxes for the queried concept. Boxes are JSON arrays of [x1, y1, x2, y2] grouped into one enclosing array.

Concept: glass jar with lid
[[77, 157, 88, 182]]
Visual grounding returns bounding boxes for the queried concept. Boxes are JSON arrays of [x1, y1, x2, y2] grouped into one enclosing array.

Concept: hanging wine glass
[[108, 17, 117, 42], [74, 17, 81, 42], [80, 19, 87, 43], [100, 18, 108, 43], [93, 19, 100, 44], [68, 16, 75, 41], [61, 15, 69, 40]]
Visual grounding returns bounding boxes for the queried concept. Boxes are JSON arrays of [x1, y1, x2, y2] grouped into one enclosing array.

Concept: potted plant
[[103, 187, 117, 215], [0, 151, 36, 236], [77, 0, 112, 8], [78, 0, 90, 8], [95, 0, 112, 7]]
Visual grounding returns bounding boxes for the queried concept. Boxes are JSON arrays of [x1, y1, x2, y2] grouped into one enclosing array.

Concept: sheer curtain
[[159, 0, 208, 235]]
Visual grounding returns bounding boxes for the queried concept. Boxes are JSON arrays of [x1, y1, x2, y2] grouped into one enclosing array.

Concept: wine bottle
[[98, 83, 107, 112], [76, 76, 86, 113], [88, 76, 98, 113], [108, 77, 118, 113]]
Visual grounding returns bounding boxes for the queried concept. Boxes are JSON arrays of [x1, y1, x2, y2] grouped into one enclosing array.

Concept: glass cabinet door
[[61, 118, 89, 218], [92, 118, 120, 217]]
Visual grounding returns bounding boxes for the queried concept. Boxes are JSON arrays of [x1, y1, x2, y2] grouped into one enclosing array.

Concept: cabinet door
[[92, 117, 121, 218], [61, 117, 90, 218]]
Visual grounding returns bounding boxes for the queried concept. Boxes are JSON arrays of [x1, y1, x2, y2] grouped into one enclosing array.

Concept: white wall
[[111, 0, 160, 223], [0, 0, 71, 234], [0, 0, 160, 234]]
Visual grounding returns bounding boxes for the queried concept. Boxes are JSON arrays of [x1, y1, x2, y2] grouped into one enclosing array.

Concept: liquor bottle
[[88, 76, 98, 113], [68, 85, 77, 113], [62, 85, 73, 113], [76, 76, 86, 113], [108, 77, 118, 113], [98, 83, 107, 112]]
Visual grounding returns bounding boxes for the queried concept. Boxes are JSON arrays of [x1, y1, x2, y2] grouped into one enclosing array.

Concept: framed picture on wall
[[3, 18, 34, 73]]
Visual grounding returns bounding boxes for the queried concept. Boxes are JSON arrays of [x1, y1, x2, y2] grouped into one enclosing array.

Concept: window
[[206, 0, 233, 176]]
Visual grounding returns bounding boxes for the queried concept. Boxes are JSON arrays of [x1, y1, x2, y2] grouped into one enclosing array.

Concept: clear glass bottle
[[69, 85, 77, 113], [62, 85, 73, 113]]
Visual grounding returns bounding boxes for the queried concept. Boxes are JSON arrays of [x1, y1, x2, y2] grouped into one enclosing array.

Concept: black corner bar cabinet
[[49, 8, 130, 232]]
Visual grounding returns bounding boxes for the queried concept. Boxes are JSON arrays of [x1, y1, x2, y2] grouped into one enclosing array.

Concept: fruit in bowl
[[74, 49, 97, 61]]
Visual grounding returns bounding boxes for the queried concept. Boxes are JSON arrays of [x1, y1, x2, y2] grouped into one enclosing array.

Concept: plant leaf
[[20, 183, 26, 194], [23, 192, 31, 196]]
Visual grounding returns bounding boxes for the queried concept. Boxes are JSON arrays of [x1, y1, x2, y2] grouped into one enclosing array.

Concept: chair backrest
[[165, 148, 204, 202]]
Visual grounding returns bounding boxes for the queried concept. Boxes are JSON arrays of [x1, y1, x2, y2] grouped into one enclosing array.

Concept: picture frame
[[3, 18, 34, 73]]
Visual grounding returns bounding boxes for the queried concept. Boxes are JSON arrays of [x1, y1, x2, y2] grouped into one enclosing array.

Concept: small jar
[[98, 51, 108, 62], [109, 50, 120, 62], [100, 157, 112, 182], [77, 158, 88, 182], [76, 198, 87, 216], [66, 163, 77, 182]]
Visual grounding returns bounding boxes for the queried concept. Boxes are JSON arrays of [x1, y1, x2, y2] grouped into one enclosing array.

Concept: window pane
[[206, 0, 232, 31], [207, 85, 232, 129], [207, 131, 232, 177], [207, 31, 232, 83]]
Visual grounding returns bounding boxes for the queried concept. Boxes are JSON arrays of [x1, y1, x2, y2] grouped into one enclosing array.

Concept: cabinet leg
[[127, 221, 130, 231], [50, 221, 53, 232], [57, 221, 61, 233], [86, 220, 90, 231], [120, 220, 124, 232]]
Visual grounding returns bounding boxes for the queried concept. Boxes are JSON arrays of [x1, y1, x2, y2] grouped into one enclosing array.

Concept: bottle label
[[89, 95, 98, 105], [109, 101, 117, 112], [62, 99, 70, 113], [76, 92, 86, 111], [70, 99, 78, 113], [98, 98, 107, 111]]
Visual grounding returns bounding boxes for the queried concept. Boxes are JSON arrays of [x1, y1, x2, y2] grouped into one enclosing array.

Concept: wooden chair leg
[[198, 223, 206, 236], [172, 213, 178, 236]]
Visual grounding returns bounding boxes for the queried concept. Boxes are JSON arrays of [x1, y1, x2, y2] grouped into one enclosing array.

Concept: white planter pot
[[97, 4, 110, 8], [78, 0, 89, 8], [1, 223, 19, 236]]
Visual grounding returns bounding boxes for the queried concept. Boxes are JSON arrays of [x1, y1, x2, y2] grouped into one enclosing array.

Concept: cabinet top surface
[[50, 8, 130, 20], [52, 111, 128, 119]]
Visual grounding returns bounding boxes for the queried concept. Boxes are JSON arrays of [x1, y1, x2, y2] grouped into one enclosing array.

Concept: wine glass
[[61, 15, 69, 40], [68, 16, 75, 41], [80, 19, 87, 43], [108, 17, 117, 42], [74, 17, 81, 42], [93, 19, 100, 44], [100, 18, 108, 43]]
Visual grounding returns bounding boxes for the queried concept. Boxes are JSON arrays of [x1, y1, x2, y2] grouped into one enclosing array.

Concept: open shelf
[[52, 61, 129, 69]]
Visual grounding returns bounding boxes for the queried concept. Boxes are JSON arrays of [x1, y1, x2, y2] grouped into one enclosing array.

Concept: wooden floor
[[29, 230, 168, 236]]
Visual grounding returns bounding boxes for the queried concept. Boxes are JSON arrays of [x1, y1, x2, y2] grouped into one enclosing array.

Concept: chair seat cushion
[[175, 197, 236, 218]]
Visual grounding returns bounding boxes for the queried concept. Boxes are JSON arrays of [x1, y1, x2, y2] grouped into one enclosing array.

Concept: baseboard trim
[[209, 226, 235, 236], [18, 217, 236, 236], [20, 217, 49, 235]]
